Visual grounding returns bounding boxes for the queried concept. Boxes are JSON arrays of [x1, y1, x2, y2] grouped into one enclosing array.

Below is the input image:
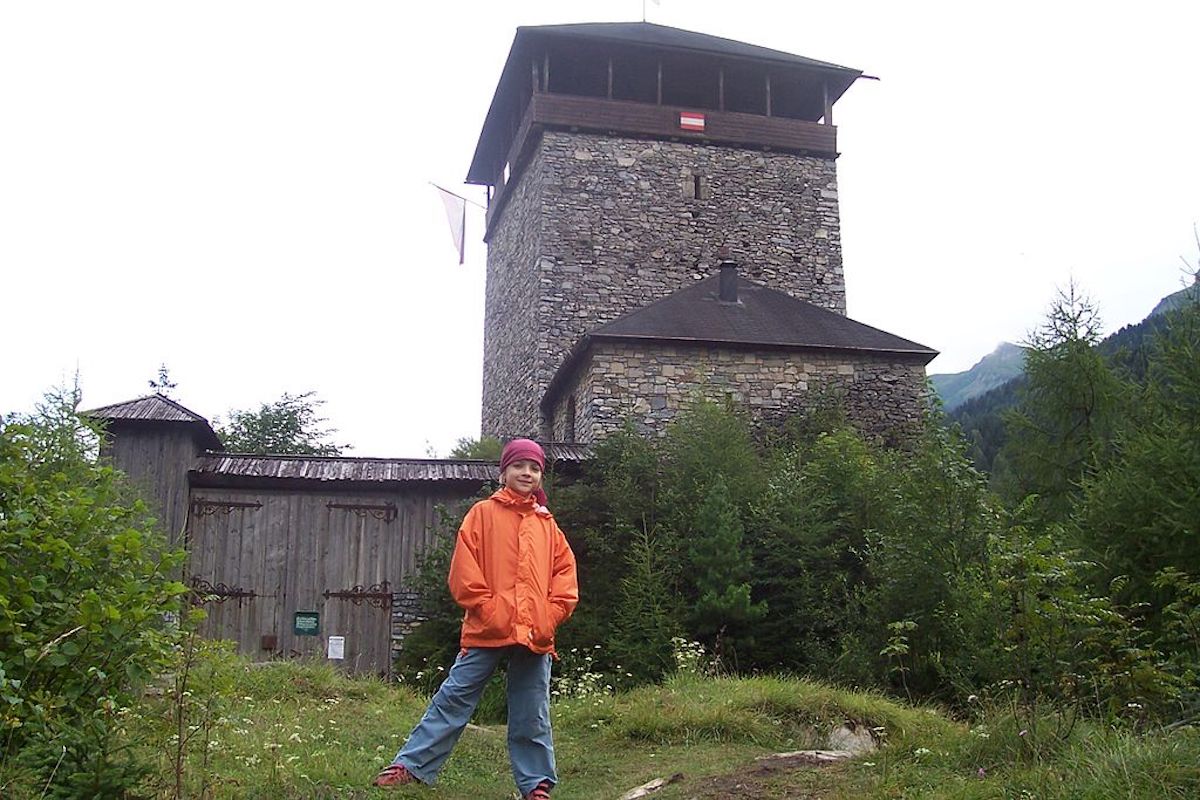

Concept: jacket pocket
[[476, 595, 512, 639], [529, 600, 554, 648]]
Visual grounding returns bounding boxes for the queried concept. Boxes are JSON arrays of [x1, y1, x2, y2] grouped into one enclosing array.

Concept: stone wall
[[481, 145, 547, 439], [483, 128, 846, 438], [548, 341, 929, 445], [390, 588, 427, 664]]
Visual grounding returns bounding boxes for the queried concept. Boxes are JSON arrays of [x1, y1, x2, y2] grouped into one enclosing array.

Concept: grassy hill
[[9, 657, 1189, 799]]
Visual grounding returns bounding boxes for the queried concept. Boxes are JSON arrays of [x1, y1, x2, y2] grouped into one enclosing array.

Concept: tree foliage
[[1000, 282, 1124, 520], [447, 435, 503, 460], [147, 363, 178, 398], [1073, 302, 1200, 634], [215, 391, 345, 455], [0, 386, 188, 795], [395, 289, 1200, 724]]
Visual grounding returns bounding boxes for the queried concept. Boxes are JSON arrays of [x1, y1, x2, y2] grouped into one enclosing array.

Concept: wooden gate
[[186, 489, 402, 677]]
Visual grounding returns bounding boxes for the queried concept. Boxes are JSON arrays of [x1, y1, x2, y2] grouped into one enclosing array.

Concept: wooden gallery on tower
[[85, 22, 936, 676]]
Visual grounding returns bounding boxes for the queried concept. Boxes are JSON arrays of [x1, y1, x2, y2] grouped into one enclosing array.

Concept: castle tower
[[468, 23, 862, 439]]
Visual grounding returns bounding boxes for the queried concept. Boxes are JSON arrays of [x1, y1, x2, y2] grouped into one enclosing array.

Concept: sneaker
[[524, 780, 553, 800], [372, 763, 417, 787]]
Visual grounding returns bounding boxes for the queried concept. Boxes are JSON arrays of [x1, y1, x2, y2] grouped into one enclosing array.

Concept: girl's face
[[501, 458, 543, 497]]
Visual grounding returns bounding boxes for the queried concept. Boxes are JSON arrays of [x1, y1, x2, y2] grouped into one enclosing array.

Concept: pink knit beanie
[[500, 438, 545, 472], [500, 438, 548, 507]]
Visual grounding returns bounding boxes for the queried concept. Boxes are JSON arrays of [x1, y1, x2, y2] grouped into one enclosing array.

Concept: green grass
[[9, 656, 1196, 799]]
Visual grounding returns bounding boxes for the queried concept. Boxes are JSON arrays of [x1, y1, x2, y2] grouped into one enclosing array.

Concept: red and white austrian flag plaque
[[679, 111, 706, 132]]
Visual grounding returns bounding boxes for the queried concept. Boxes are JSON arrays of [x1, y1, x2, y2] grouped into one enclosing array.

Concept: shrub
[[0, 386, 188, 795]]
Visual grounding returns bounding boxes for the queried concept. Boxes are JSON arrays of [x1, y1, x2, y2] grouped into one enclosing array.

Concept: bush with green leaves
[[0, 387, 188, 796]]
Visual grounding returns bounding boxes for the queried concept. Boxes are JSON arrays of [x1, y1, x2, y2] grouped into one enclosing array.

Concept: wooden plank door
[[186, 493, 280, 659]]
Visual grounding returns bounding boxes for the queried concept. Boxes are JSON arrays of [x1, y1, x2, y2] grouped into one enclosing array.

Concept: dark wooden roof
[[524, 22, 858, 72], [82, 394, 223, 450], [468, 22, 862, 185], [191, 442, 593, 488], [542, 270, 938, 411], [83, 394, 211, 424], [193, 453, 497, 484]]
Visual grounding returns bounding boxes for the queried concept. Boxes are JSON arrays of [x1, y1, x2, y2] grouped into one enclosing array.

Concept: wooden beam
[[532, 59, 539, 93], [823, 80, 833, 125], [607, 57, 613, 100], [544, 52, 550, 93], [657, 60, 662, 105], [765, 72, 772, 117], [718, 66, 725, 111]]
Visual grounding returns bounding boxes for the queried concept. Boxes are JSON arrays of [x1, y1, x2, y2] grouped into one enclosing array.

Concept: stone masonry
[[482, 129, 846, 439], [546, 342, 929, 445]]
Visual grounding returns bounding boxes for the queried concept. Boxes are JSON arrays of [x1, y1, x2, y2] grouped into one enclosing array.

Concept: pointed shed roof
[[542, 271, 937, 411], [82, 394, 223, 450], [84, 394, 210, 424]]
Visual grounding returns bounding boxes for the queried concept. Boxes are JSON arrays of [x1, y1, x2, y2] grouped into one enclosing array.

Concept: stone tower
[[467, 23, 866, 439]]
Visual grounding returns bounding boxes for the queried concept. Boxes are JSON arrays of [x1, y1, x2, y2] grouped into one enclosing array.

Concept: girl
[[373, 439, 578, 799]]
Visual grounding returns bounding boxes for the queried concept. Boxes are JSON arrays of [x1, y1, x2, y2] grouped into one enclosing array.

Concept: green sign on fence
[[294, 611, 320, 636]]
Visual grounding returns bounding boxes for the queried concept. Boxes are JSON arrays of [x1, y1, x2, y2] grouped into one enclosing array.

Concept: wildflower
[[1018, 730, 1028, 737], [914, 747, 931, 758], [977, 767, 986, 779]]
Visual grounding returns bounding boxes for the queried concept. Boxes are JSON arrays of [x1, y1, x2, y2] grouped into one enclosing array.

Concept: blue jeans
[[392, 645, 556, 795]]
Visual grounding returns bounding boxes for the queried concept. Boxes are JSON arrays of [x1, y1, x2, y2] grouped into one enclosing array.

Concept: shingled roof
[[83, 394, 211, 424], [543, 269, 937, 410], [191, 442, 592, 489], [82, 394, 223, 450], [192, 453, 497, 487]]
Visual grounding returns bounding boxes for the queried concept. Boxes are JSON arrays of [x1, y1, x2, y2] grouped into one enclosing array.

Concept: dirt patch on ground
[[677, 753, 845, 799]]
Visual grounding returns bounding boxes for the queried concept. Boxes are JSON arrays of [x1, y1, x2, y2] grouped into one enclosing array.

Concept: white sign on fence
[[327, 636, 345, 660]]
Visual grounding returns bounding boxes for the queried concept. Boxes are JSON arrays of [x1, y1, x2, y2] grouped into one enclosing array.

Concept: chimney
[[718, 256, 739, 303]]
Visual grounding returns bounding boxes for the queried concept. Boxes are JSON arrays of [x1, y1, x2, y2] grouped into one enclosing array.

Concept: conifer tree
[[686, 476, 767, 658]]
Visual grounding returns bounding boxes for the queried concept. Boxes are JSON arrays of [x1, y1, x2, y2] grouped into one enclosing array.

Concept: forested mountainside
[[949, 282, 1198, 474]]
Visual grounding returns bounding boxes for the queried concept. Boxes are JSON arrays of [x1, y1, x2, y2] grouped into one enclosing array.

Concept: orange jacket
[[447, 487, 578, 656]]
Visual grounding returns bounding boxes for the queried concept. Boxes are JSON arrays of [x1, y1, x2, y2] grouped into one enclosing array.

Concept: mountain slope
[[946, 283, 1198, 474], [930, 342, 1026, 412]]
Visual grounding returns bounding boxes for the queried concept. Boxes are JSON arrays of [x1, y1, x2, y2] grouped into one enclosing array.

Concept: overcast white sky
[[2, 1, 1197, 457]]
